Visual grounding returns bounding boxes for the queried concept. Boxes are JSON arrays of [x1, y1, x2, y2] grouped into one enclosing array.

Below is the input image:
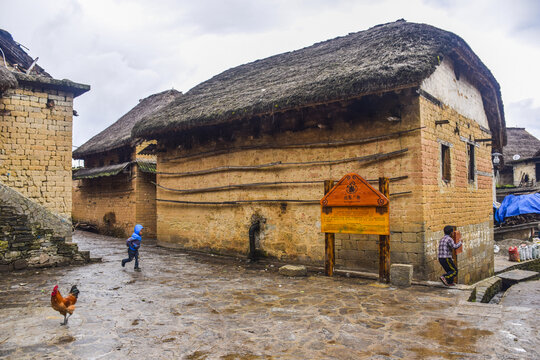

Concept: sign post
[[324, 180, 335, 276], [321, 173, 390, 281], [378, 177, 390, 283]]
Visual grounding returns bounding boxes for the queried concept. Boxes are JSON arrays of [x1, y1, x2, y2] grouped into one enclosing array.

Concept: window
[[441, 144, 451, 182], [468, 143, 475, 182]]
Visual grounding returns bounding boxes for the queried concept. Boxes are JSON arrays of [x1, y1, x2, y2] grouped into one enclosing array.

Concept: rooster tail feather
[[69, 285, 80, 298]]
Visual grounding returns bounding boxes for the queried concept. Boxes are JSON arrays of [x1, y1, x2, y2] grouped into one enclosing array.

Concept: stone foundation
[[0, 182, 90, 271]]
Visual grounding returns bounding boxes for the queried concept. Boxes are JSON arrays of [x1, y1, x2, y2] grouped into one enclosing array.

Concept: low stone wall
[[0, 182, 88, 271], [0, 182, 72, 240]]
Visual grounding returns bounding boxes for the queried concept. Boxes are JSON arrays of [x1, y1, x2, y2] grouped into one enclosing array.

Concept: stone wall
[[0, 86, 74, 217], [0, 182, 87, 271]]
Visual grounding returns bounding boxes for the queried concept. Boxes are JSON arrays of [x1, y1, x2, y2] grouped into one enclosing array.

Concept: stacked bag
[[509, 239, 540, 262]]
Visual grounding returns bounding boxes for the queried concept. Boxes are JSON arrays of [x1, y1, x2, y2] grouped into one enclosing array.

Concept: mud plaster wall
[[156, 93, 427, 275], [72, 149, 157, 238], [0, 86, 74, 217], [135, 167, 156, 238], [72, 151, 135, 238], [419, 96, 494, 284]]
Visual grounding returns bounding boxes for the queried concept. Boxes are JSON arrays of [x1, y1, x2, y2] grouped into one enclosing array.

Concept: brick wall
[[0, 86, 74, 217], [419, 96, 494, 283]]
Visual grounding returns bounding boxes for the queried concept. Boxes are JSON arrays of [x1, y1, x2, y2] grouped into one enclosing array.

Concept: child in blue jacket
[[122, 224, 143, 271]]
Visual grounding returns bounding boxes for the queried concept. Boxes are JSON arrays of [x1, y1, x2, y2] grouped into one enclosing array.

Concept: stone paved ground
[[0, 231, 538, 359]]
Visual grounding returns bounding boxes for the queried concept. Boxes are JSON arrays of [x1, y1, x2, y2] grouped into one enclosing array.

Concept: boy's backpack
[[126, 237, 132, 247]]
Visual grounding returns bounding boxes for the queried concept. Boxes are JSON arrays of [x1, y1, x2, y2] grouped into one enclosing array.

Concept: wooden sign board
[[320, 173, 388, 207], [321, 206, 389, 234], [321, 173, 389, 235]]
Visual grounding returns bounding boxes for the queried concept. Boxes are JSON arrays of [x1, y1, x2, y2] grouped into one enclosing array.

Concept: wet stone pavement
[[0, 231, 538, 359]]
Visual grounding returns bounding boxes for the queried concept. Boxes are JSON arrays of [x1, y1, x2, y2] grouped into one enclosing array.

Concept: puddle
[[413, 318, 493, 357]]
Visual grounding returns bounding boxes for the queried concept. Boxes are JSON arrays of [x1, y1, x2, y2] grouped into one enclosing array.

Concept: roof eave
[[73, 142, 133, 160], [13, 72, 90, 97]]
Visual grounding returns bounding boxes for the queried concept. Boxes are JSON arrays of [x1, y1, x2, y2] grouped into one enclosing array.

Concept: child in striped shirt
[[438, 225, 462, 286]]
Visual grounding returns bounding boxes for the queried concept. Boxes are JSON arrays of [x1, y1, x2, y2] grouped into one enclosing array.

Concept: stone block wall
[[0, 182, 86, 271], [419, 96, 495, 284], [0, 86, 74, 217]]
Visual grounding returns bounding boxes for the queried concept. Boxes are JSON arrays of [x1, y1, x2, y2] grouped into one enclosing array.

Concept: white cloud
[[1, 0, 539, 148], [506, 99, 540, 140]]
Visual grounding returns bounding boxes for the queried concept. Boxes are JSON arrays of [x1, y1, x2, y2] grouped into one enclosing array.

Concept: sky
[[1, 0, 539, 150]]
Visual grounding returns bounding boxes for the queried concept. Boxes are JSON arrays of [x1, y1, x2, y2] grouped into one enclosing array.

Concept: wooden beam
[[379, 177, 390, 283], [324, 180, 335, 277]]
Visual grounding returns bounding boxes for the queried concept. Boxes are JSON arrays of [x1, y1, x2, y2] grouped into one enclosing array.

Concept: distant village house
[[72, 89, 181, 238], [498, 127, 540, 188]]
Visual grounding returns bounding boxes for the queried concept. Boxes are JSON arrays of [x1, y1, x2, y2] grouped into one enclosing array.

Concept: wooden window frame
[[441, 144, 451, 182], [468, 143, 475, 183]]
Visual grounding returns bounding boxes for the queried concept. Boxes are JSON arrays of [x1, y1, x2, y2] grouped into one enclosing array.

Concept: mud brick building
[[72, 89, 181, 238], [0, 29, 89, 217], [0, 29, 91, 270], [133, 21, 506, 283], [498, 127, 540, 188]]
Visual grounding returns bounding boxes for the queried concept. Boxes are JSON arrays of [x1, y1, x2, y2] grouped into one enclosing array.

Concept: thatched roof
[[0, 65, 17, 92], [502, 127, 540, 164], [0, 29, 89, 97], [73, 89, 182, 159], [132, 20, 506, 149], [0, 29, 49, 76]]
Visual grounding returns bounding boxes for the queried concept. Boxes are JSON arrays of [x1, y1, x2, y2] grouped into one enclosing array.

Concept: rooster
[[50, 285, 80, 325]]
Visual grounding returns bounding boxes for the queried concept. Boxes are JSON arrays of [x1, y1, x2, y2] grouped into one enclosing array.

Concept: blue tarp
[[494, 193, 540, 223]]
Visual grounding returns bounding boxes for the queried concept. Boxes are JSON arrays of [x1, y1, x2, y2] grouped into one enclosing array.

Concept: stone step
[[79, 250, 91, 261], [497, 269, 539, 282], [469, 276, 502, 303]]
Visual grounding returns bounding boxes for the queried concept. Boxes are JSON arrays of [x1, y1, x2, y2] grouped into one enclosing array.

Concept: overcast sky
[[1, 0, 539, 149]]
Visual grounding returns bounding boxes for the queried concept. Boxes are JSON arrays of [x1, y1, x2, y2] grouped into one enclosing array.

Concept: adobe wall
[[0, 86, 74, 217], [72, 148, 156, 238], [156, 92, 427, 275], [135, 168, 157, 238], [72, 150, 136, 238]]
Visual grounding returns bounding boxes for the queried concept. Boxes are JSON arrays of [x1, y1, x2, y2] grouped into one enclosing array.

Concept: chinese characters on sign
[[320, 173, 389, 235]]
